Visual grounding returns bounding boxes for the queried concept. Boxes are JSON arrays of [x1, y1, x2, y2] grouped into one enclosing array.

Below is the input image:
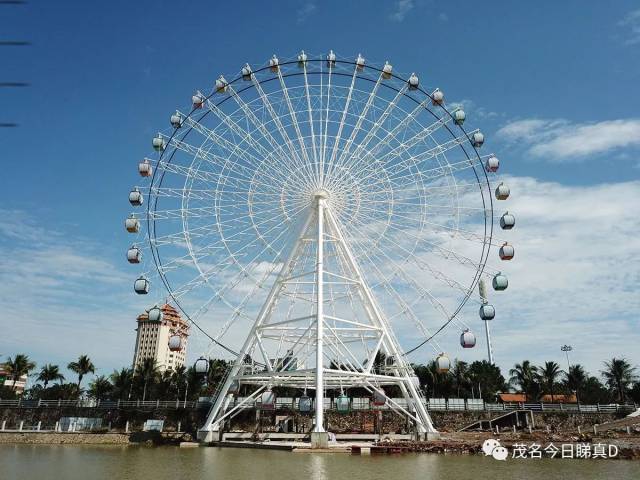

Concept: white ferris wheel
[[125, 50, 514, 440]]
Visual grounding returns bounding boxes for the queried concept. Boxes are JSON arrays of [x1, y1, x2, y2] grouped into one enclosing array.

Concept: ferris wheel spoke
[[203, 98, 299, 180], [331, 71, 383, 175], [177, 113, 291, 184], [276, 69, 316, 180], [241, 79, 306, 172], [225, 84, 303, 181], [302, 61, 319, 174], [347, 218, 471, 333], [326, 65, 359, 179], [343, 222, 453, 348], [385, 129, 479, 177], [341, 86, 407, 173]]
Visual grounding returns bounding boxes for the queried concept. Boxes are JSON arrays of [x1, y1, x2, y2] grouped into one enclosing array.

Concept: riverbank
[[0, 431, 192, 445]]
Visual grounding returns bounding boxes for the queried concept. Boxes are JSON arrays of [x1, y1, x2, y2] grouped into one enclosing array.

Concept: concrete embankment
[[0, 431, 192, 445], [0, 432, 130, 445]]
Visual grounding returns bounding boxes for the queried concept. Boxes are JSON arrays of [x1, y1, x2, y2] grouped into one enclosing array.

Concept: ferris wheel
[[125, 50, 514, 439]]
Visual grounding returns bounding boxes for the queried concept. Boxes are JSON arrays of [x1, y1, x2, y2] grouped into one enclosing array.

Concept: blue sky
[[1, 1, 639, 383]]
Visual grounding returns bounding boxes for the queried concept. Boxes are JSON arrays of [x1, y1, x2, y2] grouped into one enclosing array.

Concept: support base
[[310, 431, 330, 449]]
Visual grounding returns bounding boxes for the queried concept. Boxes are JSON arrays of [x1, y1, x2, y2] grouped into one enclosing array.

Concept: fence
[[0, 397, 636, 414]]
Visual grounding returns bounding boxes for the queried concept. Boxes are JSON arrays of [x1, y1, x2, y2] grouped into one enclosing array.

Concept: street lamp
[[560, 345, 573, 372]]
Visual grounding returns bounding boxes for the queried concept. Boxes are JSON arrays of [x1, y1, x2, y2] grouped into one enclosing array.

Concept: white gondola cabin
[[499, 242, 515, 260], [326, 50, 336, 67], [453, 109, 466, 125], [138, 158, 153, 177], [148, 306, 163, 322], [495, 182, 510, 200], [460, 329, 476, 348], [134, 276, 149, 295], [297, 51, 307, 68], [125, 215, 140, 233], [500, 212, 515, 230], [215, 75, 228, 93], [436, 353, 450, 373], [260, 390, 276, 410], [168, 335, 182, 351], [195, 357, 209, 374], [299, 395, 312, 412], [372, 389, 386, 407], [479, 304, 495, 320], [408, 73, 419, 90], [229, 380, 240, 395], [355, 54, 365, 71], [241, 64, 253, 80], [152, 134, 165, 152], [170, 112, 182, 129], [129, 188, 143, 207], [485, 155, 499, 172], [269, 55, 279, 73], [471, 132, 484, 148], [127, 246, 142, 264], [382, 61, 393, 79], [336, 394, 350, 413], [431, 89, 444, 106], [493, 272, 508, 291], [192, 92, 205, 109]]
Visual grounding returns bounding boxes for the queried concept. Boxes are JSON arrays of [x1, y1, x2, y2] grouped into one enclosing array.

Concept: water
[[1, 445, 638, 480]]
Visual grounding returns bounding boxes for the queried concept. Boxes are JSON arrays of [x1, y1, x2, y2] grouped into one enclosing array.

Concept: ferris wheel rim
[[141, 53, 495, 358]]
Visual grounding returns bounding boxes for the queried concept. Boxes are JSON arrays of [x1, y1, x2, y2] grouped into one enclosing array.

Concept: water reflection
[[0, 445, 638, 480]]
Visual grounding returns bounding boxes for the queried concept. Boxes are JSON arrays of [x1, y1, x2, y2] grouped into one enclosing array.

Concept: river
[[1, 445, 638, 480]]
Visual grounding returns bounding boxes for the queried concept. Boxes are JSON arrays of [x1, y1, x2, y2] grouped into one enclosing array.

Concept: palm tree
[[67, 355, 95, 394], [564, 364, 587, 400], [110, 368, 133, 400], [171, 365, 187, 399], [88, 376, 112, 400], [36, 364, 65, 388], [601, 358, 637, 403], [5, 354, 36, 392], [135, 357, 159, 401], [451, 360, 470, 397], [509, 360, 539, 401], [538, 361, 562, 402]]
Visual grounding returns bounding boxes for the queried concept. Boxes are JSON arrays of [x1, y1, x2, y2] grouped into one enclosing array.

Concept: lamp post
[[560, 345, 573, 372]]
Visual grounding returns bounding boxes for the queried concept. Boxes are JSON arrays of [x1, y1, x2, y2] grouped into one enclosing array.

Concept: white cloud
[[0, 209, 144, 378], [296, 1, 316, 24], [618, 9, 640, 45], [442, 177, 640, 374], [389, 0, 414, 22], [496, 118, 640, 161]]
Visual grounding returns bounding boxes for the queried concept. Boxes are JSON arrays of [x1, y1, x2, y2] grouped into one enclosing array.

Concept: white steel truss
[[200, 192, 437, 438]]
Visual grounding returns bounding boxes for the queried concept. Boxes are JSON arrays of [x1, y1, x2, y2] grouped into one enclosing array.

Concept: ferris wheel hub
[[312, 188, 330, 201]]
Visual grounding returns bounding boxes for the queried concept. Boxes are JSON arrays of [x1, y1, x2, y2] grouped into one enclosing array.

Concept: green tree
[[451, 360, 470, 398], [88, 375, 112, 400], [36, 364, 65, 389], [134, 357, 159, 401], [467, 360, 507, 402], [67, 355, 95, 395], [171, 365, 188, 400], [601, 358, 637, 403], [538, 361, 562, 402], [5, 354, 36, 393], [564, 364, 587, 400], [509, 360, 540, 401], [110, 368, 133, 400]]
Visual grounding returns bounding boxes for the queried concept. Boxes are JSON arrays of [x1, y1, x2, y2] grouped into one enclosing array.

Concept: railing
[[0, 397, 636, 413], [0, 399, 210, 409]]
